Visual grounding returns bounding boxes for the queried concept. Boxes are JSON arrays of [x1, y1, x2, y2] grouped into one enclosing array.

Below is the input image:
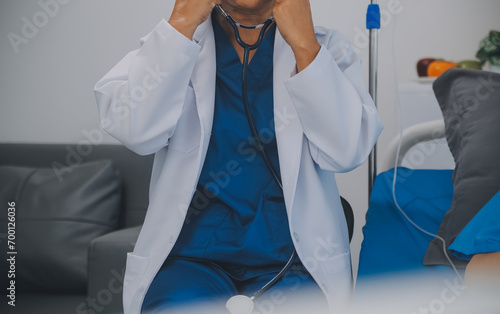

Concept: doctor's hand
[[169, 0, 221, 40], [273, 0, 321, 72]]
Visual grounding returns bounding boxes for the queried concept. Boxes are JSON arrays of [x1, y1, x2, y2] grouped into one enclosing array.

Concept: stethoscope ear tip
[[226, 295, 254, 314]]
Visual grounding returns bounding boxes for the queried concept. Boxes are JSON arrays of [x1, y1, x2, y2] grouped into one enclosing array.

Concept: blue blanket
[[357, 168, 456, 279], [358, 168, 500, 282]]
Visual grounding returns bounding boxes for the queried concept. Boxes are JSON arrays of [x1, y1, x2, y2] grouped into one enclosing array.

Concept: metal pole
[[367, 1, 380, 202]]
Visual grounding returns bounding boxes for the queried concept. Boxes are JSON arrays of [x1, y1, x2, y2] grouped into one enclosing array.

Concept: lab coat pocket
[[168, 86, 201, 154], [123, 252, 149, 309], [318, 251, 351, 275], [318, 251, 352, 304]]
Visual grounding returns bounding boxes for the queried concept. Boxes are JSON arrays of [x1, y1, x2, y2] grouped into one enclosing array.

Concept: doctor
[[95, 0, 382, 313]]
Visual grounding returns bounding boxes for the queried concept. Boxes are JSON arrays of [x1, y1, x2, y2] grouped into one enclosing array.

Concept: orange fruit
[[427, 61, 457, 77]]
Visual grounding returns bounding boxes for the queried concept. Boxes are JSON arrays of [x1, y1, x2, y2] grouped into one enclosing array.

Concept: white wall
[[1, 0, 500, 278]]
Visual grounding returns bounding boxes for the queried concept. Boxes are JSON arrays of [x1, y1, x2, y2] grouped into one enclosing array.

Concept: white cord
[[389, 12, 464, 284]]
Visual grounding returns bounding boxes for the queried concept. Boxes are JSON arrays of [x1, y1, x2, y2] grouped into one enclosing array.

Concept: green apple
[[456, 60, 482, 70]]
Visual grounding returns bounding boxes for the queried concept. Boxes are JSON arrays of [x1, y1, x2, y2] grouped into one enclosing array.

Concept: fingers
[[273, 0, 316, 47], [168, 0, 217, 39]]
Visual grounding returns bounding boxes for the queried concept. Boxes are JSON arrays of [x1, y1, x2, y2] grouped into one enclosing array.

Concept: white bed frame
[[382, 119, 447, 172]]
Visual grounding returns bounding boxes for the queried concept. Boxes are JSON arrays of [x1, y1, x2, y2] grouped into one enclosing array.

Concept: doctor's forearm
[[273, 0, 320, 72], [292, 43, 321, 73]]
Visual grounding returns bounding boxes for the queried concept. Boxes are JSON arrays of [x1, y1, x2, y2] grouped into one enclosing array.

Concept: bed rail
[[382, 119, 445, 172]]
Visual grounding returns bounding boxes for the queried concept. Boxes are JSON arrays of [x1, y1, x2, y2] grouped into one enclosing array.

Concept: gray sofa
[[0, 143, 354, 314], [0, 143, 153, 314]]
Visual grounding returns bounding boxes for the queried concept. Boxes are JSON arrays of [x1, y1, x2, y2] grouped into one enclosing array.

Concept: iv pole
[[367, 1, 380, 201]]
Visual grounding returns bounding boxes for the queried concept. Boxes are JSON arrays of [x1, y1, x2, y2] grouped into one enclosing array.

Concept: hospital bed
[[357, 68, 500, 283]]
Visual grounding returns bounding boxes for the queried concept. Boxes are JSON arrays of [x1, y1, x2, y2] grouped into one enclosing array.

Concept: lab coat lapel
[[192, 18, 216, 145], [273, 29, 303, 210]]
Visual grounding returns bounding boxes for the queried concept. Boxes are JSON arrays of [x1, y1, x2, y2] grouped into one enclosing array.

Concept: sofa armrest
[[86, 226, 141, 314]]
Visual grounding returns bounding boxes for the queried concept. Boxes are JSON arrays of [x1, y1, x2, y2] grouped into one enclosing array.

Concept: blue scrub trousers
[[141, 258, 328, 313]]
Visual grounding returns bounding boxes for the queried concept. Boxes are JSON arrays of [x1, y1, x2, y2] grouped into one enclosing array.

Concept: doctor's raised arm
[[95, 0, 382, 313], [94, 0, 216, 156]]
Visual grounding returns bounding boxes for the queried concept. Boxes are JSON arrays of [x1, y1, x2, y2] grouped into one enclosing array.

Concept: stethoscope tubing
[[215, 4, 298, 301]]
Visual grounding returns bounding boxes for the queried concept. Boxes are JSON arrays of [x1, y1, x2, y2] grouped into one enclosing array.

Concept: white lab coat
[[95, 16, 382, 314]]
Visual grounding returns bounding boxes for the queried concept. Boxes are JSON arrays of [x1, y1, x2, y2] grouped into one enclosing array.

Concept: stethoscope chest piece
[[226, 295, 254, 314]]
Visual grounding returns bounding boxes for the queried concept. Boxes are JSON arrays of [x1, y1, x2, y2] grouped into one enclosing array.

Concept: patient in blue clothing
[[455, 190, 500, 290]]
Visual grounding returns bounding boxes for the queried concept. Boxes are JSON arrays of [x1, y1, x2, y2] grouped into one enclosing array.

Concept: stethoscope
[[214, 4, 298, 314]]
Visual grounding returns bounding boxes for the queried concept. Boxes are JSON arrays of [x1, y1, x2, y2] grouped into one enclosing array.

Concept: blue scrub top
[[169, 14, 295, 280]]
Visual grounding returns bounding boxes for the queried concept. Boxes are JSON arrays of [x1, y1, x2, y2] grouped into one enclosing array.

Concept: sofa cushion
[[0, 160, 121, 293], [423, 68, 500, 268], [0, 293, 87, 314]]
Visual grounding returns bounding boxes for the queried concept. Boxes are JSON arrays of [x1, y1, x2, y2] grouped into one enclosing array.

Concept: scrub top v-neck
[[169, 13, 296, 280]]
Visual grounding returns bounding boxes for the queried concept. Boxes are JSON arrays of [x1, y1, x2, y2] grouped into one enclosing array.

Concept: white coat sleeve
[[94, 20, 201, 156], [284, 29, 383, 173]]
